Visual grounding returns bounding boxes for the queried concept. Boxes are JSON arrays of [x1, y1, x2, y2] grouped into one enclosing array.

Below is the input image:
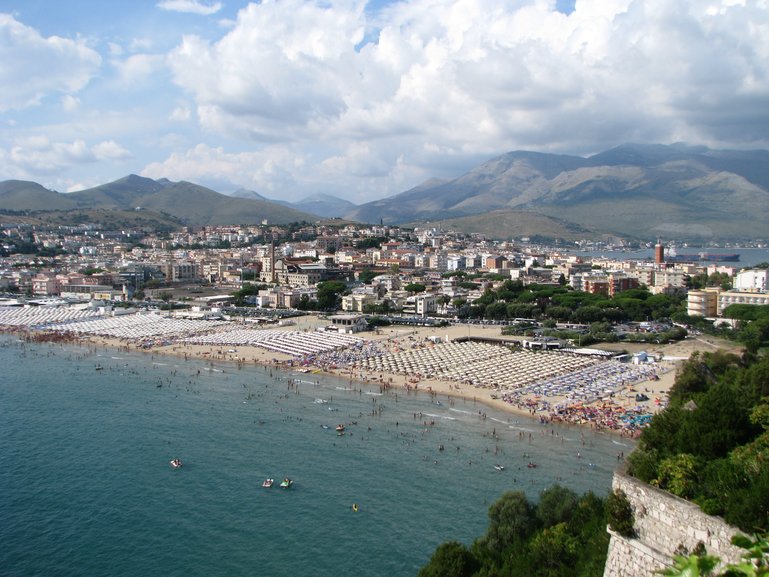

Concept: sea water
[[0, 336, 633, 577]]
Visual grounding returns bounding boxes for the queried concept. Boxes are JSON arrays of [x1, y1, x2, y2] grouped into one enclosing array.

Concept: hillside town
[[1, 220, 766, 323]]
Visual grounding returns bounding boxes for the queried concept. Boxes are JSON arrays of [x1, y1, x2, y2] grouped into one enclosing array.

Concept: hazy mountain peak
[[230, 188, 269, 201]]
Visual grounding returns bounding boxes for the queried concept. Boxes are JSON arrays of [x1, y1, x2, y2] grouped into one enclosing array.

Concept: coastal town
[[1, 219, 761, 434], [6, 2, 769, 576]]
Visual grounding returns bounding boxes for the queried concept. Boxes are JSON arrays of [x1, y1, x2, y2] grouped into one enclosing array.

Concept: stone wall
[[603, 470, 745, 577]]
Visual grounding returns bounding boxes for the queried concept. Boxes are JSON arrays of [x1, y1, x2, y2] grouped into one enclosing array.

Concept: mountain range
[[0, 175, 316, 226], [343, 143, 769, 241], [1, 143, 768, 241]]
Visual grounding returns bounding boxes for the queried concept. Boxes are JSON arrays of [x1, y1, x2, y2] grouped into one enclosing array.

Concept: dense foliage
[[418, 486, 609, 577], [459, 282, 685, 325], [722, 306, 769, 354], [627, 351, 769, 532]]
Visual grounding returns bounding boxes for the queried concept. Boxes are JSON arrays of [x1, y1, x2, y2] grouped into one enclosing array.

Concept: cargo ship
[[666, 251, 740, 263]]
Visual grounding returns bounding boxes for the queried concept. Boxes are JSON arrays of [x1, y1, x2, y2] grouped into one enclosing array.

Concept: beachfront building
[[719, 290, 769, 312], [328, 314, 368, 333], [341, 292, 377, 312], [522, 336, 563, 350], [60, 284, 115, 300], [687, 288, 722, 317], [402, 294, 437, 317], [688, 286, 769, 317], [31, 273, 62, 296]]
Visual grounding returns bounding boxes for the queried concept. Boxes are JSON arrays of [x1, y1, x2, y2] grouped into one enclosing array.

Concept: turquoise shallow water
[[0, 336, 633, 577]]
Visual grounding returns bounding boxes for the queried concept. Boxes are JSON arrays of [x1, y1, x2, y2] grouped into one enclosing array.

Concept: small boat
[[352, 503, 359, 512], [280, 478, 293, 489], [527, 462, 537, 469], [321, 424, 330, 429], [494, 464, 505, 471], [170, 458, 183, 469], [335, 424, 345, 432], [262, 478, 274, 488]]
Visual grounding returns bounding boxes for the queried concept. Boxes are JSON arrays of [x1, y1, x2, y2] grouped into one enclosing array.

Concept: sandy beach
[[59, 313, 742, 436]]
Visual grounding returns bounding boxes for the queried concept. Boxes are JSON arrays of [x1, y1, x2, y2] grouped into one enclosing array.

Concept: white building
[[735, 269, 768, 293], [402, 294, 437, 317], [719, 290, 769, 311]]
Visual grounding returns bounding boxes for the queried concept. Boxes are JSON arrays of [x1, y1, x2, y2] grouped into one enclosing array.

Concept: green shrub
[[654, 454, 701, 499], [606, 489, 636, 538]]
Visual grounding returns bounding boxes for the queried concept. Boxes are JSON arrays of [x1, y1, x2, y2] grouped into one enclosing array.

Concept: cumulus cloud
[[112, 53, 165, 86], [7, 136, 131, 175], [158, 0, 769, 199], [157, 0, 223, 16], [0, 13, 101, 112], [92, 140, 132, 160], [141, 143, 305, 195]]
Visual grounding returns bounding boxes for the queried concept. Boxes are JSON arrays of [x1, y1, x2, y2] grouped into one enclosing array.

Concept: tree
[[546, 305, 573, 322], [79, 267, 104, 276], [482, 491, 536, 553], [296, 294, 314, 310], [405, 282, 426, 294], [232, 282, 269, 305], [417, 542, 479, 577], [572, 305, 605, 324], [528, 522, 579, 576], [316, 280, 347, 310], [484, 301, 508, 320], [452, 298, 467, 310], [536, 485, 579, 527], [507, 302, 538, 319], [357, 269, 379, 284]]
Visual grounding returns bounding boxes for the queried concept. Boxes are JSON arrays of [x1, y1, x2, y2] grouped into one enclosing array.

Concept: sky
[[1, 0, 768, 205]]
